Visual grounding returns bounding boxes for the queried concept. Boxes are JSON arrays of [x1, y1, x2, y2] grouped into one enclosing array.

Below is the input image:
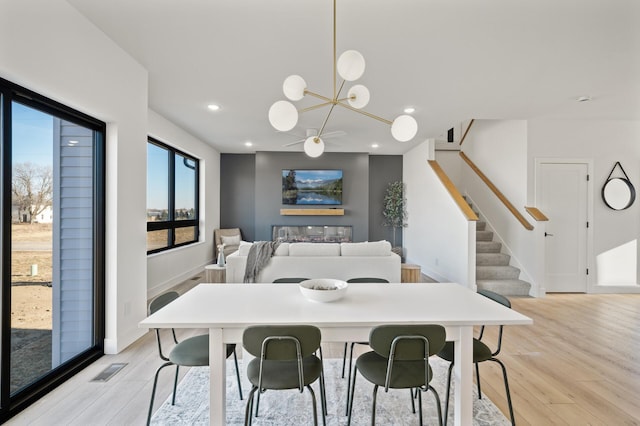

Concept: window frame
[[146, 137, 200, 254], [0, 76, 106, 422]]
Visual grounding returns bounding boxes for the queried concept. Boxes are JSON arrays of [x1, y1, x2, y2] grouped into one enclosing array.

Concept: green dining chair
[[243, 324, 326, 426], [347, 324, 446, 426], [272, 277, 310, 283], [436, 289, 515, 426], [146, 291, 243, 426], [253, 287, 323, 418], [343, 277, 390, 415]]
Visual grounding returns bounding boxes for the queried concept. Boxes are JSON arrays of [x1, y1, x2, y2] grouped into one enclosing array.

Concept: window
[[1, 76, 105, 421], [147, 137, 199, 253]]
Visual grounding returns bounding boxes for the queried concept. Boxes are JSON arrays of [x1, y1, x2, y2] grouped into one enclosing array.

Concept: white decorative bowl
[[299, 279, 348, 303]]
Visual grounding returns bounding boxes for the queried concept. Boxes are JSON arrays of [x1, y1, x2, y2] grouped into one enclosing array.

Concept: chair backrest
[[273, 277, 309, 283], [478, 289, 511, 308], [149, 291, 180, 360], [149, 291, 179, 315], [477, 289, 511, 355], [347, 277, 389, 283], [214, 227, 241, 257], [369, 324, 446, 360], [243, 325, 321, 360]]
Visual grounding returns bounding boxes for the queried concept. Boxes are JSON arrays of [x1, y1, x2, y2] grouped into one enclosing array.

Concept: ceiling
[[67, 0, 640, 155]]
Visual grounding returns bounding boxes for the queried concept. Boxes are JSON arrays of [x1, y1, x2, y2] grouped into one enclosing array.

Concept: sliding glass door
[[1, 78, 105, 421]]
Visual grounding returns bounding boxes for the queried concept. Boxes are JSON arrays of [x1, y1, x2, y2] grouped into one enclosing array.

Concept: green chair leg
[[147, 361, 173, 426], [232, 348, 243, 400]]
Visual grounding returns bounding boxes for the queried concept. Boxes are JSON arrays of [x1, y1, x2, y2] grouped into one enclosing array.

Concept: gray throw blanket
[[243, 241, 281, 283]]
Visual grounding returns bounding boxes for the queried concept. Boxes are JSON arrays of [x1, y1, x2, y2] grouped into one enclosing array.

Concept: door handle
[[545, 232, 554, 237]]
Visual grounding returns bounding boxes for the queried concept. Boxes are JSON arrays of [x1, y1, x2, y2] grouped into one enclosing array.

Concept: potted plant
[[382, 181, 407, 258]]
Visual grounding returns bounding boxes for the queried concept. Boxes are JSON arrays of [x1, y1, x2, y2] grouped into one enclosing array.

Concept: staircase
[[476, 220, 531, 296]]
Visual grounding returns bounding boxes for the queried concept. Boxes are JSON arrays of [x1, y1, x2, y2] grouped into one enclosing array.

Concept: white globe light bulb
[[347, 85, 370, 109], [337, 50, 366, 81], [268, 100, 298, 131], [391, 115, 418, 142], [303, 136, 325, 157], [282, 75, 307, 101]]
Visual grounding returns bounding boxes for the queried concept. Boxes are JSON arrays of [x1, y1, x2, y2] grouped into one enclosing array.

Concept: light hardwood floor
[[7, 283, 640, 425]]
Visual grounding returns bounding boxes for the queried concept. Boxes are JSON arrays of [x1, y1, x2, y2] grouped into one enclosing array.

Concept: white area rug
[[151, 357, 509, 425]]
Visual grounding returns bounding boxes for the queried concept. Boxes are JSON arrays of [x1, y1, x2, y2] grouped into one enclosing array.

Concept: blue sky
[[147, 144, 195, 210], [12, 102, 53, 165], [147, 144, 169, 210]]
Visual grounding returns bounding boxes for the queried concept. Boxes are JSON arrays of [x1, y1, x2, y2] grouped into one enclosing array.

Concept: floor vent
[[91, 363, 127, 382]]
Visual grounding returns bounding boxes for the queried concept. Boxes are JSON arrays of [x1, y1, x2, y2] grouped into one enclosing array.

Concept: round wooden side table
[[205, 264, 226, 283], [401, 263, 421, 283]]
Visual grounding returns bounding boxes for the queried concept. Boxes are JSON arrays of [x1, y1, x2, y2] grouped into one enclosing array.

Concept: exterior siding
[[52, 119, 94, 365]]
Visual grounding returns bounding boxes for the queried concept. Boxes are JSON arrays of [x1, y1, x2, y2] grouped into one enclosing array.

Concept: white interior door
[[537, 162, 589, 292]]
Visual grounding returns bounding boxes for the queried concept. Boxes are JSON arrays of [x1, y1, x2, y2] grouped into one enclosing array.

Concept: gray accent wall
[[255, 152, 369, 241], [220, 152, 402, 243], [220, 154, 255, 240], [369, 155, 404, 246]]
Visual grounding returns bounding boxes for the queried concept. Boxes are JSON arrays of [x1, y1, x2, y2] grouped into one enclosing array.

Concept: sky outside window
[[12, 102, 53, 164], [175, 155, 195, 212], [147, 143, 197, 212], [147, 143, 169, 212]]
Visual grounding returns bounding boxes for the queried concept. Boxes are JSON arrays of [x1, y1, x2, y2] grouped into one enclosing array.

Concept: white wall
[[404, 141, 476, 288], [462, 120, 528, 208], [147, 110, 221, 298], [528, 119, 640, 291], [0, 0, 220, 353], [434, 150, 463, 189]]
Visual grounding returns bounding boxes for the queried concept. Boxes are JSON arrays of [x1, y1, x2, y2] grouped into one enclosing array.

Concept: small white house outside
[[11, 204, 53, 224]]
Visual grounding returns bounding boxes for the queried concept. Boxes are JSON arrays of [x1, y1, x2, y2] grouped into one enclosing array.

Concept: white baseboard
[[147, 262, 211, 300], [418, 264, 449, 284], [104, 327, 147, 355], [591, 284, 640, 294]]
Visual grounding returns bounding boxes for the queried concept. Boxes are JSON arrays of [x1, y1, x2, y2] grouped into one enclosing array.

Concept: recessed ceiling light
[[576, 96, 592, 102], [371, 143, 379, 148], [68, 140, 78, 145], [244, 141, 253, 147], [403, 107, 415, 114], [207, 104, 221, 111]]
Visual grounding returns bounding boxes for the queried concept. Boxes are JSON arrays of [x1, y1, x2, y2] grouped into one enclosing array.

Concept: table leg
[[453, 326, 473, 426], [209, 328, 226, 426]]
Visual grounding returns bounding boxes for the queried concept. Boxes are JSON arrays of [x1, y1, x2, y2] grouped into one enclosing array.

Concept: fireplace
[[272, 225, 352, 243]]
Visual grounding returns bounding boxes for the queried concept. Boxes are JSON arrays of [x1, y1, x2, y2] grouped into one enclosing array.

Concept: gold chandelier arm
[[336, 101, 393, 125], [317, 103, 338, 140], [299, 102, 333, 113], [333, 0, 337, 99], [305, 90, 334, 104], [318, 80, 345, 138]]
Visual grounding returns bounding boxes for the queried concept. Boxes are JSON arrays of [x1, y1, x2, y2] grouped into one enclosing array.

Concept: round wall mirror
[[602, 177, 635, 210]]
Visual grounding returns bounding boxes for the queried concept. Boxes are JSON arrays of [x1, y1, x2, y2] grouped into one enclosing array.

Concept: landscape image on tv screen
[[282, 169, 343, 205]]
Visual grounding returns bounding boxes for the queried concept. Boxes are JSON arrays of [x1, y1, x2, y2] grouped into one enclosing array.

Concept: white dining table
[[140, 282, 532, 425]]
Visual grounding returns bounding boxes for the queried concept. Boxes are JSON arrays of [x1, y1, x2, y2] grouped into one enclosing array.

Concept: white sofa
[[225, 241, 401, 283]]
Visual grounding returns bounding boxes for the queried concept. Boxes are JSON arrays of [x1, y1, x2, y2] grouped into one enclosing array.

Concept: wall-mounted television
[[282, 169, 343, 205]]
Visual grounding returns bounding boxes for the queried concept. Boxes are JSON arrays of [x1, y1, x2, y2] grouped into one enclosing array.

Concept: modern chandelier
[[267, 0, 418, 157]]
